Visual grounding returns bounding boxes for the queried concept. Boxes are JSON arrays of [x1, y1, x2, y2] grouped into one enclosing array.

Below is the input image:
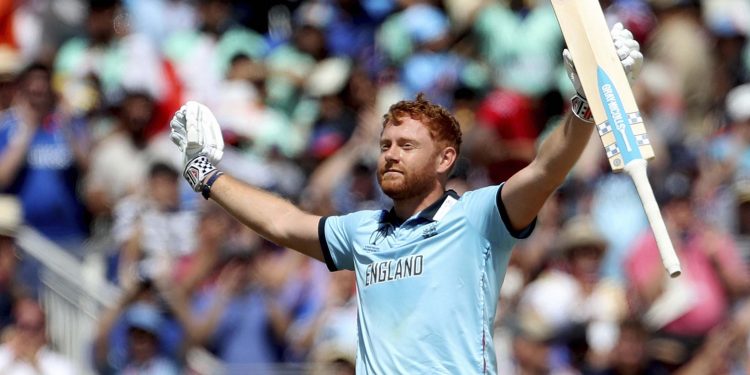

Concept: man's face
[[14, 301, 46, 344], [377, 117, 440, 200], [569, 245, 603, 283], [149, 173, 179, 209], [122, 95, 155, 135], [128, 328, 158, 362], [20, 69, 53, 111]]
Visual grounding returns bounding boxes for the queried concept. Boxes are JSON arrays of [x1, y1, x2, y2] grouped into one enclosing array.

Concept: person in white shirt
[[0, 298, 77, 375]]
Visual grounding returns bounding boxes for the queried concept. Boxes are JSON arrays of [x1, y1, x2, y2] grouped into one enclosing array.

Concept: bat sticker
[[597, 67, 642, 163]]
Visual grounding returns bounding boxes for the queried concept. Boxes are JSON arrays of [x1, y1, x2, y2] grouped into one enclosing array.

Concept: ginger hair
[[382, 93, 462, 155]]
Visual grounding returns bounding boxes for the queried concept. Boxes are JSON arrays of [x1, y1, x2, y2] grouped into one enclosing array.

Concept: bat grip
[[625, 159, 682, 278]]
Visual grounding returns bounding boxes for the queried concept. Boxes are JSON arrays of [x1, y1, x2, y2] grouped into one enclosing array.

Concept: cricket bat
[[551, 0, 682, 277]]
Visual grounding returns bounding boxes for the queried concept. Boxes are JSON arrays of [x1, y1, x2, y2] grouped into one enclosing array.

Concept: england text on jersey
[[365, 255, 423, 286]]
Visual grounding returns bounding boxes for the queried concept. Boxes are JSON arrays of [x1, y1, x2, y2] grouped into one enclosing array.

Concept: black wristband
[[201, 171, 224, 200]]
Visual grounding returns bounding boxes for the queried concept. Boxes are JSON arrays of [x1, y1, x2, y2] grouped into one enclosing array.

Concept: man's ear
[[436, 146, 457, 174]]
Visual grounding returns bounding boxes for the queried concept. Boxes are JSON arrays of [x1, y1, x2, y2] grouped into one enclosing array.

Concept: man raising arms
[[169, 24, 642, 374]]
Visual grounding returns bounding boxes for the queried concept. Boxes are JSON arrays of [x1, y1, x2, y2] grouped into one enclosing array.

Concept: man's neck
[[392, 187, 446, 221]]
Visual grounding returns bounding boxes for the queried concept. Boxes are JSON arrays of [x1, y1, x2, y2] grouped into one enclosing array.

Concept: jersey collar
[[381, 190, 460, 226]]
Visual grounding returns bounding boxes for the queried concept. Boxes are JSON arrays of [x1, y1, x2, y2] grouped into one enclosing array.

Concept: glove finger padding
[[184, 101, 205, 156], [184, 101, 224, 165], [169, 112, 188, 152], [610, 22, 643, 82], [202, 106, 224, 165]]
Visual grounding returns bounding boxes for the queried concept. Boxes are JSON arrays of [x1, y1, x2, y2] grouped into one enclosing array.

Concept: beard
[[378, 166, 436, 201]]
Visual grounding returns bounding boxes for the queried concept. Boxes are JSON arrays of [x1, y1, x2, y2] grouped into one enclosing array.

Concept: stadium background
[[1, 0, 750, 373]]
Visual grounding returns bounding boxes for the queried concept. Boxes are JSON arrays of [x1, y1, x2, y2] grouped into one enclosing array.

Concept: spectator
[[93, 278, 184, 374], [172, 201, 237, 295], [507, 312, 557, 375], [470, 0, 563, 97], [466, 89, 539, 184], [181, 249, 287, 370], [0, 298, 77, 375], [122, 0, 198, 47], [705, 83, 750, 188], [54, 0, 169, 108], [302, 103, 384, 214], [0, 62, 89, 254], [518, 215, 627, 369], [118, 302, 180, 375], [626, 167, 750, 364], [263, 7, 330, 119], [305, 270, 357, 375], [646, 0, 715, 141], [583, 318, 669, 375], [84, 91, 171, 219], [111, 162, 197, 287], [163, 0, 268, 107]]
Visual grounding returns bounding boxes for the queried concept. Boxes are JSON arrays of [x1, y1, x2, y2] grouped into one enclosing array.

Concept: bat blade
[[552, 0, 681, 277], [552, 0, 654, 171]]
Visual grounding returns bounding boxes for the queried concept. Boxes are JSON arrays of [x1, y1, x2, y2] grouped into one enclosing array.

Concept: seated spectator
[[0, 298, 77, 374]]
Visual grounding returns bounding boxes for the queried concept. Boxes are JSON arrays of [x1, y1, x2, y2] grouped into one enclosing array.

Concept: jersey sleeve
[[318, 212, 361, 272], [461, 184, 535, 247]]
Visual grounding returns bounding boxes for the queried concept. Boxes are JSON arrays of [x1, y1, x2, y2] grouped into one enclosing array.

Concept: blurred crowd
[[1, 0, 750, 373]]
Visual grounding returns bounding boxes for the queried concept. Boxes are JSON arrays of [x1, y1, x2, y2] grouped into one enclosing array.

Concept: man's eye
[[380, 144, 389, 151]]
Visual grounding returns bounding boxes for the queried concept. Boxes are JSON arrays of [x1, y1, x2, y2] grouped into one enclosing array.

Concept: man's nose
[[383, 146, 400, 162]]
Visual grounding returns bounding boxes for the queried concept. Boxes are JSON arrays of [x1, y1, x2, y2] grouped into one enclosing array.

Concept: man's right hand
[[169, 101, 225, 192]]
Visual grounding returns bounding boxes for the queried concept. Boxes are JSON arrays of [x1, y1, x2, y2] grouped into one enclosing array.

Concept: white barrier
[[15, 227, 319, 375], [16, 226, 120, 374]]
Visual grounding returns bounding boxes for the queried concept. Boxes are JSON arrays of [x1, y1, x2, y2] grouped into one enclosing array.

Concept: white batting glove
[[169, 101, 225, 193], [564, 22, 643, 99]]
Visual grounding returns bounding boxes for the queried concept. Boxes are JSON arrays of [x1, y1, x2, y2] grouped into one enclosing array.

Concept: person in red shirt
[[466, 89, 539, 184]]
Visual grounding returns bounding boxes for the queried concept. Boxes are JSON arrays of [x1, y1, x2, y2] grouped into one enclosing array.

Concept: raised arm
[[502, 23, 643, 230], [170, 102, 324, 262], [502, 113, 593, 230], [208, 175, 323, 261]]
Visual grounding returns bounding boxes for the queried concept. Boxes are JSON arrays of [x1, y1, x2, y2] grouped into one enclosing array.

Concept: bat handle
[[625, 159, 682, 278]]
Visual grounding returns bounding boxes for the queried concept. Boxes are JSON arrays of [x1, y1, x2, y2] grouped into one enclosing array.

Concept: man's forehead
[[382, 117, 429, 137]]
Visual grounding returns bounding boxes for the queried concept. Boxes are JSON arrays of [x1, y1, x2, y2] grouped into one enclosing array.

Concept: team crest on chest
[[369, 223, 393, 246], [422, 223, 438, 239]]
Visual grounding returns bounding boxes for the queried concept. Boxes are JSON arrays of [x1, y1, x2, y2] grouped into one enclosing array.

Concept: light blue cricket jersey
[[318, 184, 534, 374]]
